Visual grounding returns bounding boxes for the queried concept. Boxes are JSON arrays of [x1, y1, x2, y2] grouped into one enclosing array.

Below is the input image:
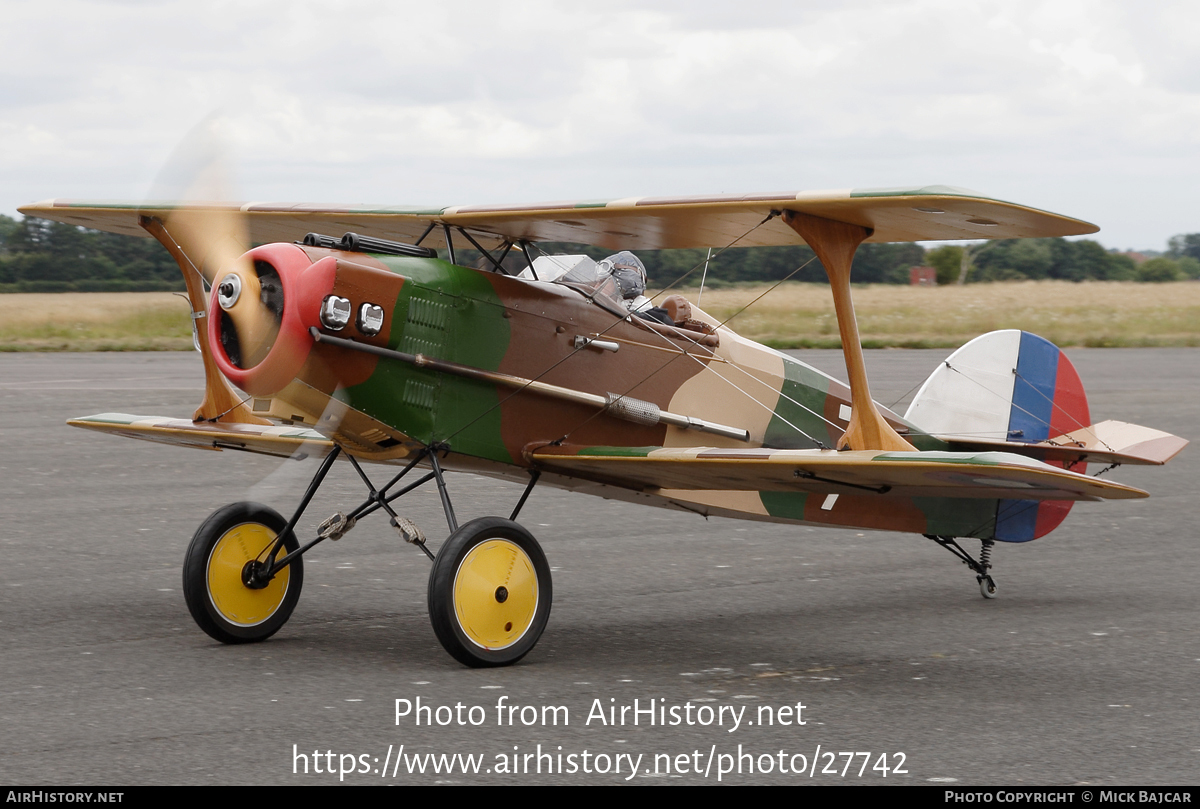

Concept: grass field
[[692, 280, 1200, 349], [1, 281, 1198, 351], [0, 292, 196, 351]]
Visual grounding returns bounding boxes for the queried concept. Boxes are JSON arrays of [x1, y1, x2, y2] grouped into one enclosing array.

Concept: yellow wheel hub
[[207, 522, 291, 626], [453, 539, 538, 650]]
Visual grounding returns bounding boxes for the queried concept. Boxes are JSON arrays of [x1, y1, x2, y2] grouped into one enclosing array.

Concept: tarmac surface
[[1, 349, 1197, 786]]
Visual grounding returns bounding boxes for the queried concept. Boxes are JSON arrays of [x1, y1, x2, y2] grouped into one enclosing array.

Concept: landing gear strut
[[181, 443, 551, 667], [925, 535, 997, 599]]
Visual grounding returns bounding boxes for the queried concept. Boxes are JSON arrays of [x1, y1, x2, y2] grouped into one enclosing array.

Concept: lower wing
[[526, 444, 1147, 502], [68, 413, 333, 459]]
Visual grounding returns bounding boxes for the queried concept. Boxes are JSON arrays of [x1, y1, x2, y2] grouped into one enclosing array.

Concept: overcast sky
[[4, 0, 1197, 250]]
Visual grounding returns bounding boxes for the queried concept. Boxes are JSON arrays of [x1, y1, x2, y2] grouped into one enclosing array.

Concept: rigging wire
[[1012, 368, 1112, 450], [646, 211, 781, 301], [557, 303, 831, 450], [553, 252, 849, 448], [194, 394, 253, 424], [157, 220, 214, 285], [439, 213, 780, 446], [704, 253, 819, 333], [940, 360, 1114, 452], [885, 376, 928, 411], [655, 347, 832, 449], [636, 252, 857, 443], [697, 248, 713, 308], [602, 279, 852, 444], [719, 358, 844, 432]]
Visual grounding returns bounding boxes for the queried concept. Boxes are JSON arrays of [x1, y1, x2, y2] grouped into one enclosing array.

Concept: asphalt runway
[[1, 349, 1196, 786]]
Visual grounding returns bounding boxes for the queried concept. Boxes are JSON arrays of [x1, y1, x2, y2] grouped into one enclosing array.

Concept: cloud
[[4, 0, 1200, 248]]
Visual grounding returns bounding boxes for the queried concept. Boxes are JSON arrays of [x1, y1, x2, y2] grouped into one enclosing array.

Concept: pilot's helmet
[[601, 251, 647, 299]]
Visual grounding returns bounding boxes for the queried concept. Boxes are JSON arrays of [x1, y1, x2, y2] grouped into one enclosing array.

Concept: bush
[[1177, 256, 1200, 279], [1137, 257, 1183, 283]]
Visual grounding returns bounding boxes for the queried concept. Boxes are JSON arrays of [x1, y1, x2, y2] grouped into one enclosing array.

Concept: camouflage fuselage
[[234, 247, 1042, 542]]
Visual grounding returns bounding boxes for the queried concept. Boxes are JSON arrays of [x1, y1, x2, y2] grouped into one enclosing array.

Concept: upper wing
[[527, 444, 1146, 502], [19, 185, 1096, 251]]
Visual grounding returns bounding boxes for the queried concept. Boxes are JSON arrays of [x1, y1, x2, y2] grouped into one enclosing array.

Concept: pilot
[[600, 251, 674, 325]]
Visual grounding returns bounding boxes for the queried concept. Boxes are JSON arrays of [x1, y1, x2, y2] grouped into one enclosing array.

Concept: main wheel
[[979, 575, 997, 599], [182, 502, 303, 644], [428, 517, 551, 668]]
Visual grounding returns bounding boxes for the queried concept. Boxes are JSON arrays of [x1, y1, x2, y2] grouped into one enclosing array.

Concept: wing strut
[[139, 215, 266, 425], [782, 211, 914, 452]]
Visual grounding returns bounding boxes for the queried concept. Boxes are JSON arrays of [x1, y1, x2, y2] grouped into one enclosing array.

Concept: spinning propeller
[[148, 117, 334, 403]]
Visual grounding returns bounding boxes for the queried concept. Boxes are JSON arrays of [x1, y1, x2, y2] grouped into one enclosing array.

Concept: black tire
[[428, 517, 552, 668], [182, 502, 303, 644]]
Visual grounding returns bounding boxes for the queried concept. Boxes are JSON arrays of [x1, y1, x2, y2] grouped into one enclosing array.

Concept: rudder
[[905, 330, 1090, 541]]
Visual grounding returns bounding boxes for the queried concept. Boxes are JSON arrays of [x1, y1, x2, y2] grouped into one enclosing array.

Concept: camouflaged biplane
[[20, 187, 1187, 667]]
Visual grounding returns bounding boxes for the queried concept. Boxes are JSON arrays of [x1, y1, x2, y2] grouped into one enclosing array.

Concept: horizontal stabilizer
[[527, 445, 1147, 502], [938, 420, 1188, 467], [68, 413, 333, 459]]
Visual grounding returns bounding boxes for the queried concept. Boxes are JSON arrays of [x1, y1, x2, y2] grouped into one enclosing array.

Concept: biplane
[[20, 186, 1187, 668]]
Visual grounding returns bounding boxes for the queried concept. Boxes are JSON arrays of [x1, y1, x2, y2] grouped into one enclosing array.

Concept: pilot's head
[[602, 251, 647, 299]]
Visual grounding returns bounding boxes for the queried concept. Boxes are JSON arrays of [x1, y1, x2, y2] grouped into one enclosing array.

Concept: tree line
[[2, 214, 1198, 293], [0, 215, 185, 292]]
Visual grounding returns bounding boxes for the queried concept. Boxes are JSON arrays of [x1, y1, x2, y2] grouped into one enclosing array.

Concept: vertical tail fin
[[905, 330, 1090, 541]]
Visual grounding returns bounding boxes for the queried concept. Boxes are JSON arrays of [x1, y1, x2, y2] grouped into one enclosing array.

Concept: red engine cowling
[[207, 243, 337, 397]]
